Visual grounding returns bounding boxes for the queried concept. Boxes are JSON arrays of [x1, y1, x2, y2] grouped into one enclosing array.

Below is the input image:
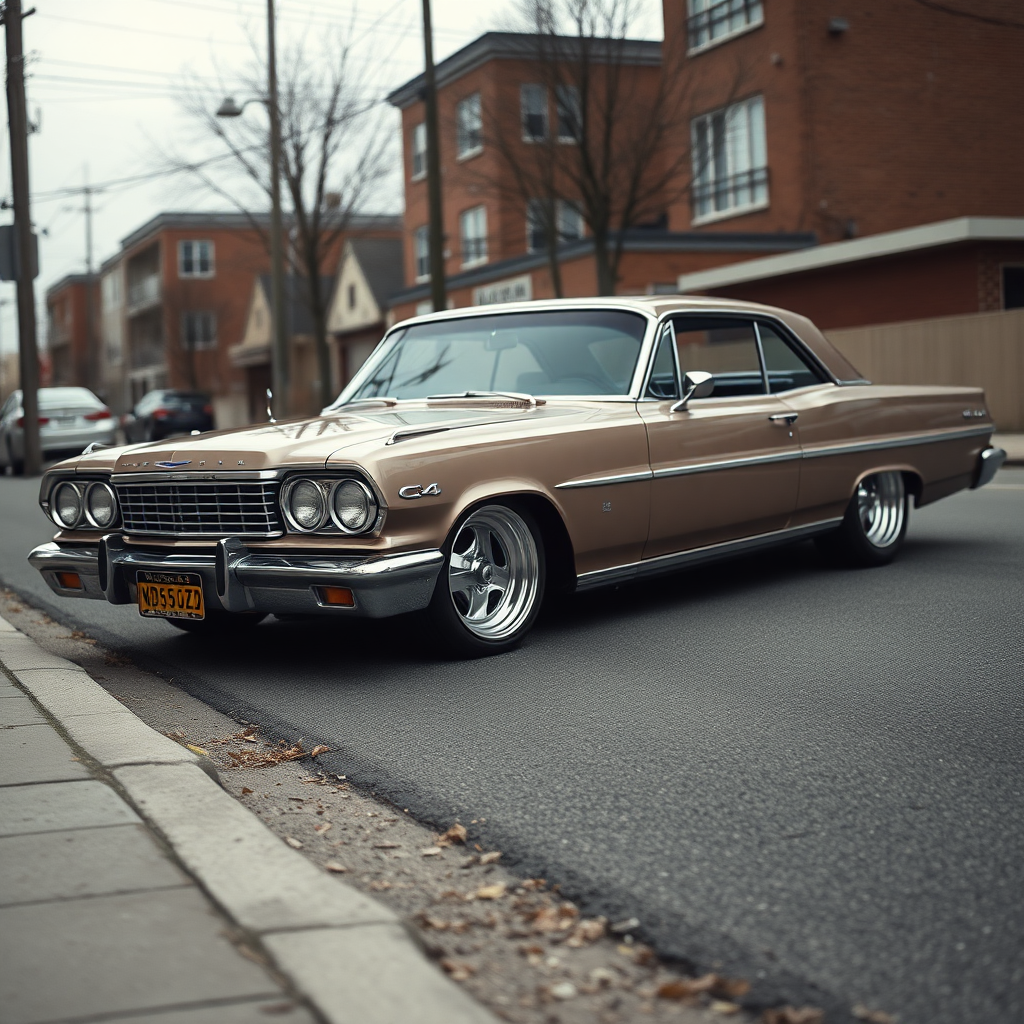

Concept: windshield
[[346, 310, 648, 401]]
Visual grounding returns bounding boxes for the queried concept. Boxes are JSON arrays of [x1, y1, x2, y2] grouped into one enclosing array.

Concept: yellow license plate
[[137, 571, 205, 620]]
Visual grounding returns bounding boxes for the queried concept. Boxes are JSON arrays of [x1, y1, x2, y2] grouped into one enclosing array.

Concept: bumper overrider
[[28, 536, 444, 619], [972, 446, 1006, 489]]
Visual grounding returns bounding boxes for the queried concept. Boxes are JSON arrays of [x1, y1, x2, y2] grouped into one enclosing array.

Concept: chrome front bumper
[[28, 538, 444, 619], [972, 446, 1007, 489]]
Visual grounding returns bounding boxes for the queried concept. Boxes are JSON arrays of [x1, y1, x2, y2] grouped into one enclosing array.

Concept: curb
[[0, 614, 494, 1024]]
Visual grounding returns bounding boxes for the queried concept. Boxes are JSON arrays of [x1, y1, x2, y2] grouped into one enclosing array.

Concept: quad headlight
[[49, 479, 119, 530], [282, 476, 380, 535]]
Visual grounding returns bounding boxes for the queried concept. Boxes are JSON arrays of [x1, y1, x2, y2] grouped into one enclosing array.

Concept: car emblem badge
[[398, 482, 442, 499], [155, 461, 192, 469]]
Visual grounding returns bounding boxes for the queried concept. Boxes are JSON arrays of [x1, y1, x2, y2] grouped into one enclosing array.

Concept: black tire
[[165, 611, 267, 634], [9, 441, 24, 476], [815, 471, 909, 568], [427, 501, 546, 658]]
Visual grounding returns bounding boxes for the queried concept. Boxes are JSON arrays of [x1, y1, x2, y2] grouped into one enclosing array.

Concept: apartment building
[[386, 31, 815, 319], [45, 274, 100, 395]]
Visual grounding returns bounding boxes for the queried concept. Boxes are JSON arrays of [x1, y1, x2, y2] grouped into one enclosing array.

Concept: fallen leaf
[[475, 883, 507, 900], [762, 1008, 824, 1024], [437, 823, 468, 846], [373, 841, 401, 849], [418, 914, 452, 931], [565, 916, 607, 947], [310, 744, 330, 757], [368, 879, 392, 891], [314, 822, 332, 834], [852, 1007, 897, 1024], [519, 943, 545, 957], [589, 967, 617, 989], [284, 836, 303, 849], [440, 958, 476, 982], [479, 851, 502, 865], [420, 846, 443, 857], [529, 904, 579, 933], [610, 917, 641, 934], [324, 861, 347, 873], [657, 973, 749, 1001], [241, 787, 254, 795], [545, 981, 577, 1001], [520, 878, 547, 890], [186, 744, 210, 757], [242, 735, 258, 743], [712, 1002, 742, 1015]]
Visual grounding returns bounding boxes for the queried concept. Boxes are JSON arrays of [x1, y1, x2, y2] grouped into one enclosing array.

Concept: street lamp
[[216, 0, 288, 421]]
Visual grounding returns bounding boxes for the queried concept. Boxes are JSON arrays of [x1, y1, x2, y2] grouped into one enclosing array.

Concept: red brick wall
[[46, 280, 99, 392], [661, 0, 1024, 240], [703, 242, 1024, 330]]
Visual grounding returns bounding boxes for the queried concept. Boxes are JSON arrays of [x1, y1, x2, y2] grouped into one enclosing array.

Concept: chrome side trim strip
[[575, 518, 843, 592], [652, 449, 801, 480], [555, 469, 653, 490], [800, 425, 991, 459]]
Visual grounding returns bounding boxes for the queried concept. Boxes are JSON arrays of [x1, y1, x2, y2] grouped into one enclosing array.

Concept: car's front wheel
[[427, 502, 545, 658], [816, 470, 908, 567]]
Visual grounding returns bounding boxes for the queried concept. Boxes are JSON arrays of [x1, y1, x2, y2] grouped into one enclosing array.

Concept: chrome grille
[[115, 479, 282, 537]]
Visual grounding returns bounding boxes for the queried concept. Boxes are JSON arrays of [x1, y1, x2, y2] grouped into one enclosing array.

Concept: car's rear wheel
[[816, 470, 908, 567], [427, 502, 545, 658], [165, 611, 267, 634]]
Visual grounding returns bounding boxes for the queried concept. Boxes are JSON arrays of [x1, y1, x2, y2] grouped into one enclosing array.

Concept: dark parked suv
[[123, 390, 214, 443]]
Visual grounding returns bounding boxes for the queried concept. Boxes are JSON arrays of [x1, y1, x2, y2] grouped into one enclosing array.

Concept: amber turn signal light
[[56, 572, 83, 590], [318, 586, 354, 607]]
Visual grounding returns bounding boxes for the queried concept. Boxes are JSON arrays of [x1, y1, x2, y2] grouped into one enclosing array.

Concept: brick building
[[386, 31, 816, 319], [45, 274, 100, 395]]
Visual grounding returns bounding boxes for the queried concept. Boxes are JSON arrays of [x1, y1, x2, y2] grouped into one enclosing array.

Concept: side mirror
[[671, 371, 714, 412]]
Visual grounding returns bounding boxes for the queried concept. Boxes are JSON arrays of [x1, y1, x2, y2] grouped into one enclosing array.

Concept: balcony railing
[[692, 166, 769, 221], [127, 275, 161, 313]]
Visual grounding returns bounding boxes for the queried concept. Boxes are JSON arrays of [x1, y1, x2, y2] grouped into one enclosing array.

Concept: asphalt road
[[2, 470, 1022, 1023]]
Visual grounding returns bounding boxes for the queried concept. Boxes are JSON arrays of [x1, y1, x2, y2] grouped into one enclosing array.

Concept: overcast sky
[[1, 0, 664, 356]]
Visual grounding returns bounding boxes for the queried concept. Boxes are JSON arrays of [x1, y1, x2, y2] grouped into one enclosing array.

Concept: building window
[[691, 94, 768, 222], [181, 311, 217, 350], [178, 240, 214, 278], [555, 85, 581, 142], [521, 84, 547, 142], [526, 199, 584, 253], [456, 93, 482, 158], [414, 226, 430, 281], [1003, 266, 1024, 309], [687, 0, 764, 53], [411, 122, 427, 179], [347, 283, 357, 310], [460, 206, 488, 267]]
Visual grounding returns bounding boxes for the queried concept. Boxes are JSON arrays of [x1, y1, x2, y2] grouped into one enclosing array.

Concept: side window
[[672, 317, 764, 398], [757, 323, 826, 393], [646, 324, 679, 399]]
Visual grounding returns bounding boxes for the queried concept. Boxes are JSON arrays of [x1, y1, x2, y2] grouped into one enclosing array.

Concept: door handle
[[769, 413, 798, 425]]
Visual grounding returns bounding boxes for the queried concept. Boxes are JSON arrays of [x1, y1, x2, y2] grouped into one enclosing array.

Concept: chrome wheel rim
[[856, 471, 905, 548], [447, 505, 539, 641]]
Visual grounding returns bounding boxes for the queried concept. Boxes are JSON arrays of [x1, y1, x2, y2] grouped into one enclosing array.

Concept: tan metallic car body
[[29, 297, 1006, 651]]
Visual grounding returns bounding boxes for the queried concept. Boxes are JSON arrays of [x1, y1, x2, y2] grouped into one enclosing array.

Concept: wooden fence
[[826, 307, 1024, 431]]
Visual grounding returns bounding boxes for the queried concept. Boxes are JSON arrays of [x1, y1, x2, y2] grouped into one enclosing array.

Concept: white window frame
[[521, 84, 547, 143], [557, 199, 584, 242], [181, 310, 217, 351], [459, 205, 488, 268], [456, 93, 483, 160], [178, 239, 214, 279], [414, 225, 430, 282], [411, 122, 427, 181], [686, 0, 764, 55], [555, 84, 581, 143], [691, 94, 768, 225]]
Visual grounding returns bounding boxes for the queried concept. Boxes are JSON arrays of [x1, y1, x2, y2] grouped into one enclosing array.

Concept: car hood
[[73, 404, 585, 475]]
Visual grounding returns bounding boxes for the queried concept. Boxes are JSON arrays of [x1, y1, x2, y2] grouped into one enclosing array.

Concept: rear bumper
[[28, 538, 444, 619], [972, 446, 1006, 489]]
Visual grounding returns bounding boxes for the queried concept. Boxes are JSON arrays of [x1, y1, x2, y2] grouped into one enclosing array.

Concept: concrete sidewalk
[[0, 614, 492, 1024]]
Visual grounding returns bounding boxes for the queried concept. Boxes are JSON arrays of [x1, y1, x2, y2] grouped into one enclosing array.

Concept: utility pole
[[83, 168, 97, 396], [267, 0, 289, 418], [3, 0, 41, 475], [421, 0, 447, 312]]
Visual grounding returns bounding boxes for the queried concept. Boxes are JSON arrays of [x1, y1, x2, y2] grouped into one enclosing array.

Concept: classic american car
[[29, 297, 1006, 656]]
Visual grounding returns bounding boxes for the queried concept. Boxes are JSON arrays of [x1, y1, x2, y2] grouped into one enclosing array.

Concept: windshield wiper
[[425, 391, 543, 406], [327, 397, 399, 412]]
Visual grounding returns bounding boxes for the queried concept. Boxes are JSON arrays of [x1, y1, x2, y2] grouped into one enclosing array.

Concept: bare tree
[[477, 0, 743, 295], [168, 29, 394, 408]]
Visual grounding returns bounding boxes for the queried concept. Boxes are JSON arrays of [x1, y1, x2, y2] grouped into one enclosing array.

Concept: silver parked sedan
[[0, 387, 117, 474]]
